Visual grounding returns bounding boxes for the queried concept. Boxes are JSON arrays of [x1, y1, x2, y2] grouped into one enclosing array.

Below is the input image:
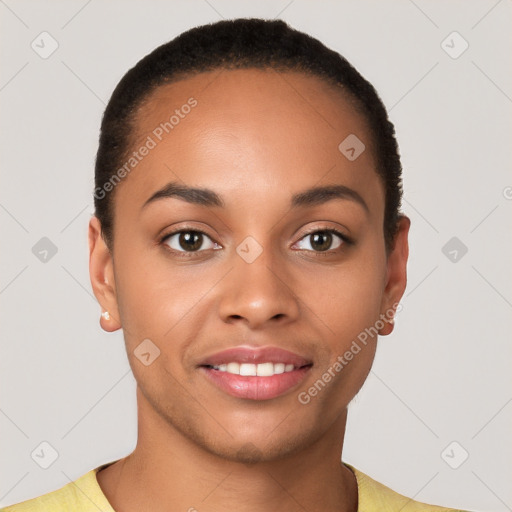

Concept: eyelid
[[292, 227, 352, 252], [160, 226, 222, 255], [159, 223, 217, 243], [159, 223, 353, 257], [294, 224, 353, 244]]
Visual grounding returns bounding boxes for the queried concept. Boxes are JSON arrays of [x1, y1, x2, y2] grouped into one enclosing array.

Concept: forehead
[[136, 68, 370, 146], [116, 68, 382, 218]]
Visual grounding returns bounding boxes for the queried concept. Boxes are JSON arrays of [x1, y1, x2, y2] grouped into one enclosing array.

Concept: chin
[[199, 427, 319, 466]]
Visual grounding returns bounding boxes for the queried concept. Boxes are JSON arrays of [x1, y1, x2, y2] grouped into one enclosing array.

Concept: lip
[[199, 346, 312, 367], [200, 366, 311, 400], [198, 346, 313, 401]]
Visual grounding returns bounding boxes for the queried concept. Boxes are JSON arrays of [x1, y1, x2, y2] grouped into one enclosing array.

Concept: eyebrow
[[142, 182, 369, 212]]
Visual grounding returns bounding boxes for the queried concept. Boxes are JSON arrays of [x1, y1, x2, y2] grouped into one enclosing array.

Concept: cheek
[[113, 244, 225, 347], [299, 266, 383, 411], [306, 251, 386, 341]]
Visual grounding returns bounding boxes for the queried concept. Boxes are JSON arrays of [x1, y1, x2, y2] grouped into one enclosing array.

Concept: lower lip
[[200, 366, 312, 401]]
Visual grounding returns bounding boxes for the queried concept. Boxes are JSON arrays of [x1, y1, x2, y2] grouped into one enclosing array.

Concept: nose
[[217, 247, 300, 330]]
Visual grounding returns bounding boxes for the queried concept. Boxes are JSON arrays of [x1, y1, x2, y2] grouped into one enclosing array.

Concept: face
[[89, 68, 409, 463]]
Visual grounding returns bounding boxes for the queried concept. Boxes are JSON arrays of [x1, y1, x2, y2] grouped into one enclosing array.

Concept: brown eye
[[179, 232, 203, 251], [163, 230, 217, 252], [295, 230, 344, 252], [312, 232, 333, 252]]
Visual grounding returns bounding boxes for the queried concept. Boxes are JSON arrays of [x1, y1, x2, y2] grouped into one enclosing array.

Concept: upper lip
[[199, 346, 313, 368]]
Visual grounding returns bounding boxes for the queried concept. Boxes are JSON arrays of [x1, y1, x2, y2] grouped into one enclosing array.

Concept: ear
[[88, 216, 121, 332], [379, 215, 411, 335]]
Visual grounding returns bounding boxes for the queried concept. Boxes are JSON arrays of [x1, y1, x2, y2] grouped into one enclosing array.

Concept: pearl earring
[[101, 311, 111, 321]]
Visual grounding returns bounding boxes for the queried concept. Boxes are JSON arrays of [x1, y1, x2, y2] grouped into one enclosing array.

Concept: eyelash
[[159, 226, 353, 258], [298, 227, 353, 255]]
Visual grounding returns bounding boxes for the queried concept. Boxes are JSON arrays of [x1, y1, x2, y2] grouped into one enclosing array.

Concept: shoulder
[[0, 465, 115, 512], [349, 465, 471, 512]]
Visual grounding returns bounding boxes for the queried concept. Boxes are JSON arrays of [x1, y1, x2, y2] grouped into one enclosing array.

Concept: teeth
[[256, 362, 274, 376], [274, 363, 285, 374], [226, 362, 240, 374], [210, 362, 299, 376], [240, 363, 256, 376]]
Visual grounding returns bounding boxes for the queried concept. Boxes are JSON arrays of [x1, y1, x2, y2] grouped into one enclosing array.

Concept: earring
[[101, 311, 111, 321], [378, 314, 395, 336]]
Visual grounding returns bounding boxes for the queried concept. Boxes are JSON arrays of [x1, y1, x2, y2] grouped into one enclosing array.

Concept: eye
[[162, 230, 220, 253], [294, 229, 348, 252]]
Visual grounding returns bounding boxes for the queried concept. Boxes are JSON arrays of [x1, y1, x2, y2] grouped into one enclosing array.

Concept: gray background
[[1, 0, 511, 510]]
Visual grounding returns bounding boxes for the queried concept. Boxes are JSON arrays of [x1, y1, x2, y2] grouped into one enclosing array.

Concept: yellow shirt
[[1, 462, 468, 511]]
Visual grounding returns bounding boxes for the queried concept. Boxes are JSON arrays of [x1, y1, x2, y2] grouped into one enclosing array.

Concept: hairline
[[102, 67, 390, 253]]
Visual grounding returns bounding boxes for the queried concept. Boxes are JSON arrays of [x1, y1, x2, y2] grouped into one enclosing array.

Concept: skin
[[89, 68, 410, 512]]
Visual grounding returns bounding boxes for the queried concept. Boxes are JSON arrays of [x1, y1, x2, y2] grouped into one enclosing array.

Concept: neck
[[97, 386, 358, 512]]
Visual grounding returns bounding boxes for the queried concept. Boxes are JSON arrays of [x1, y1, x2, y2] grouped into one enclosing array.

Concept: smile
[[198, 345, 313, 400], [205, 362, 300, 376]]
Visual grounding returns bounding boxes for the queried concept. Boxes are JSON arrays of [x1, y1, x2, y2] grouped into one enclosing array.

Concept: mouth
[[202, 361, 310, 376], [198, 346, 313, 401]]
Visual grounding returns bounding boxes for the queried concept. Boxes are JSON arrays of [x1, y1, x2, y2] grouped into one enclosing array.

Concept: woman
[[2, 18, 472, 512]]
